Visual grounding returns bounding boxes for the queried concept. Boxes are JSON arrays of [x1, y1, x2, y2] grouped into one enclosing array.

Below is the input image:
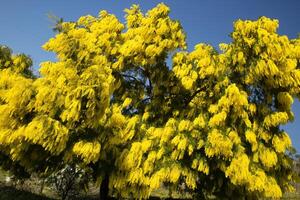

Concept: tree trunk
[[99, 174, 109, 200]]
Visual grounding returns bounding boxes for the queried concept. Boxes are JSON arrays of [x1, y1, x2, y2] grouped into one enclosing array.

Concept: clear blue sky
[[1, 0, 300, 151]]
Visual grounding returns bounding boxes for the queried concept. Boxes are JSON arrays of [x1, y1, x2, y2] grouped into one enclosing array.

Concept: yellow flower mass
[[0, 4, 299, 199]]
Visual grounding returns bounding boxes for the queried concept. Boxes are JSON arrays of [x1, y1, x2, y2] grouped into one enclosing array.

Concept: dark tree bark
[[99, 174, 109, 200]]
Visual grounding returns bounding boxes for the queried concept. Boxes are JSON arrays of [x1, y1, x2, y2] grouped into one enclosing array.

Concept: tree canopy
[[0, 3, 300, 200]]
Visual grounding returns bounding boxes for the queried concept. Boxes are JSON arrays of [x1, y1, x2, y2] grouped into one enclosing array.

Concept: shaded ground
[[0, 169, 190, 199], [0, 184, 53, 200], [0, 184, 188, 200], [0, 169, 299, 200], [0, 185, 189, 200], [1, 184, 300, 200]]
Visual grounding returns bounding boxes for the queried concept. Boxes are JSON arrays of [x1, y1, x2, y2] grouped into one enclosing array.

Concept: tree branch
[[184, 89, 203, 107]]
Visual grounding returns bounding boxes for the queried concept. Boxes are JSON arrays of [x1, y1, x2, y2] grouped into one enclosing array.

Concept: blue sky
[[0, 0, 299, 151]]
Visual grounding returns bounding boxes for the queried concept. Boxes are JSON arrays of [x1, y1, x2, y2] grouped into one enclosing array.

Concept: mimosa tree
[[0, 3, 299, 200], [0, 45, 37, 179]]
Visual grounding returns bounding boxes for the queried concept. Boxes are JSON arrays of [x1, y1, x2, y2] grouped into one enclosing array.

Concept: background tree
[[0, 3, 300, 200], [0, 45, 36, 180]]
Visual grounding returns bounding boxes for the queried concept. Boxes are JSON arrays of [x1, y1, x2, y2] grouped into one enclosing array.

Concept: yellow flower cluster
[[149, 168, 168, 189], [192, 157, 209, 175], [225, 155, 282, 198], [169, 165, 181, 183], [192, 114, 206, 129], [43, 12, 124, 63], [259, 146, 278, 168], [245, 130, 258, 151], [272, 132, 291, 153], [225, 154, 250, 185], [277, 92, 293, 111], [142, 151, 156, 173], [121, 142, 144, 170], [248, 170, 282, 198], [122, 3, 186, 66], [178, 119, 193, 132], [263, 112, 289, 128], [208, 111, 227, 127], [72, 140, 101, 163], [0, 70, 34, 121], [205, 129, 233, 158], [231, 17, 300, 92], [228, 130, 241, 145], [171, 134, 189, 159], [208, 84, 251, 128], [172, 44, 217, 90]]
